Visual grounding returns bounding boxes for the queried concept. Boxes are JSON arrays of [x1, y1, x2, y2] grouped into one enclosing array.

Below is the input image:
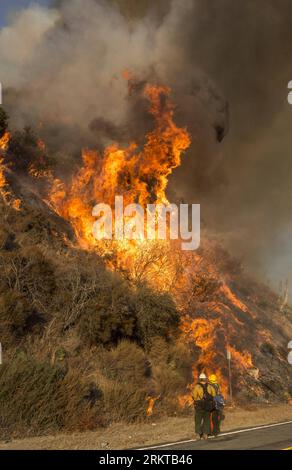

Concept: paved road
[[141, 422, 292, 450]]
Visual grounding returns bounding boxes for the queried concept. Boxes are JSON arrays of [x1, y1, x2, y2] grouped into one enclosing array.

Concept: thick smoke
[[178, 0, 292, 289], [0, 1, 224, 147], [1, 0, 292, 289]]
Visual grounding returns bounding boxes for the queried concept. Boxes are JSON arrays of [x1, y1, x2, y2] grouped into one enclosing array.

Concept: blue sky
[[0, 0, 50, 26]]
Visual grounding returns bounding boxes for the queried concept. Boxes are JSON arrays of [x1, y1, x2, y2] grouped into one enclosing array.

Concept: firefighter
[[208, 374, 225, 437], [193, 372, 216, 440]]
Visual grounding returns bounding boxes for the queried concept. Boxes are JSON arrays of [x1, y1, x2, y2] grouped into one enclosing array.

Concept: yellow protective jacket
[[193, 382, 216, 402]]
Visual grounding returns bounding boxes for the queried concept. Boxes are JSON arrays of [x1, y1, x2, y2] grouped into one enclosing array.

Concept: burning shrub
[[149, 362, 191, 416]]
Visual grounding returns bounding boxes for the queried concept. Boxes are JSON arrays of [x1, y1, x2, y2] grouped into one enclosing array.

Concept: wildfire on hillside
[[0, 79, 262, 414]]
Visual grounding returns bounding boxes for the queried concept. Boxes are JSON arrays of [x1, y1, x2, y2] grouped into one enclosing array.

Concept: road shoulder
[[0, 404, 292, 450]]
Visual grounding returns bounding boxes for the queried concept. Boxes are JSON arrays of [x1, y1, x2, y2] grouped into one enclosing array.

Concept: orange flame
[[0, 131, 10, 151], [49, 83, 191, 252], [220, 283, 248, 312], [228, 345, 253, 369], [0, 132, 22, 209], [146, 396, 159, 417]]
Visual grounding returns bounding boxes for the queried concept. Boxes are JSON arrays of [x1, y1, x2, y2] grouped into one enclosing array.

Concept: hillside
[[0, 154, 291, 439], [0, 77, 292, 440]]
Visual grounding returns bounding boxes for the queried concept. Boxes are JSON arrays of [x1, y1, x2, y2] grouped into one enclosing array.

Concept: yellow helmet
[[209, 374, 217, 384]]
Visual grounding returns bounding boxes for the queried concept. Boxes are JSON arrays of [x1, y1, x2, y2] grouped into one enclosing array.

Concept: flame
[[228, 345, 253, 369], [146, 396, 159, 417], [178, 393, 193, 408], [0, 131, 10, 151], [180, 315, 229, 397], [0, 132, 21, 210], [181, 316, 221, 362], [220, 283, 248, 312], [0, 132, 10, 198], [48, 82, 191, 255], [0, 161, 21, 211], [0, 160, 6, 190]]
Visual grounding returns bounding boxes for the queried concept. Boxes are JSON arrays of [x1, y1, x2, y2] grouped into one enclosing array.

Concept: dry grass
[[0, 404, 292, 450]]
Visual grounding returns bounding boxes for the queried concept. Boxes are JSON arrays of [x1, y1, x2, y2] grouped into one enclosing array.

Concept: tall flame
[[49, 83, 191, 248]]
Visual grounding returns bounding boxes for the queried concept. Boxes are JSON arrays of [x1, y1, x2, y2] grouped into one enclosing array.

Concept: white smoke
[[0, 5, 60, 88], [0, 0, 199, 134]]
